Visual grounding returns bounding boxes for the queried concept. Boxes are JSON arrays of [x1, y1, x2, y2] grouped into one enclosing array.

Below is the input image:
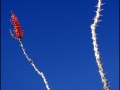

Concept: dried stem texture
[[18, 39, 50, 90], [90, 0, 110, 90]]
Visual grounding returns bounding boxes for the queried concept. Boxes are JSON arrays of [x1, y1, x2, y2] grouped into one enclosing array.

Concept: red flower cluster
[[10, 11, 24, 39]]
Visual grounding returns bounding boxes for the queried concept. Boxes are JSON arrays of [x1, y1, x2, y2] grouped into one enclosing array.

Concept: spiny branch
[[18, 39, 51, 90], [90, 0, 110, 90]]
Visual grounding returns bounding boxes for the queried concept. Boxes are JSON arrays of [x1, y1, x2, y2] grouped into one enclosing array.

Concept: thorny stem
[[90, 0, 110, 90], [18, 39, 50, 90]]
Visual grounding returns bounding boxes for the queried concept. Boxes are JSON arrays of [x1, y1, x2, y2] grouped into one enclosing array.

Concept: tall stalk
[[90, 0, 110, 90], [10, 11, 50, 90]]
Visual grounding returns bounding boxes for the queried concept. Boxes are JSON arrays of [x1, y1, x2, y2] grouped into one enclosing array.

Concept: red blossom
[[10, 11, 24, 40]]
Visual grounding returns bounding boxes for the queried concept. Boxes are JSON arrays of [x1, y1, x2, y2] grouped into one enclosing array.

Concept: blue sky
[[2, 0, 119, 90]]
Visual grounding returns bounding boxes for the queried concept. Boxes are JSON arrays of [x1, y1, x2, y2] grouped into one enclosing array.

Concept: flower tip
[[11, 11, 14, 14]]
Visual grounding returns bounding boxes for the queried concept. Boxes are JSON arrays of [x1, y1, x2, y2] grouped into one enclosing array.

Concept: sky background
[[2, 0, 119, 90]]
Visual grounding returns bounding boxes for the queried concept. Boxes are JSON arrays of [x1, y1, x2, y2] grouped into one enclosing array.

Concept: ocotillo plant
[[90, 0, 110, 90], [9, 11, 50, 90]]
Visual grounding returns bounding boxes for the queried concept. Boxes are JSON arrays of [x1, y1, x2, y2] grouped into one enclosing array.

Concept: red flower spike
[[10, 11, 24, 40]]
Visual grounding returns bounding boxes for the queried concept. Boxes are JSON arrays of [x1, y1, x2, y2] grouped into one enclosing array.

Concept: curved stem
[[18, 39, 50, 90], [90, 0, 110, 90]]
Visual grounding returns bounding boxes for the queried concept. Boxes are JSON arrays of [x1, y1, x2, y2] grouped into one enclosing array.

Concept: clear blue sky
[[2, 0, 118, 90]]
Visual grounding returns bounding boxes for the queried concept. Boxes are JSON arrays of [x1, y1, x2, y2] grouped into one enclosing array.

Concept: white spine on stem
[[18, 39, 50, 90], [90, 0, 110, 90]]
